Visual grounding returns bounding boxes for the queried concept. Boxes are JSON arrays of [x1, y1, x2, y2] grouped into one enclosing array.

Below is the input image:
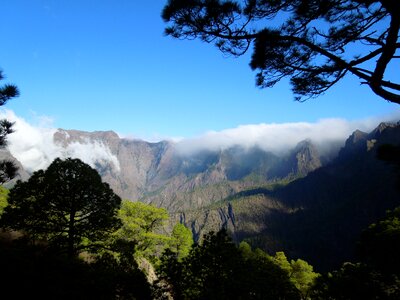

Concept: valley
[[3, 121, 400, 271]]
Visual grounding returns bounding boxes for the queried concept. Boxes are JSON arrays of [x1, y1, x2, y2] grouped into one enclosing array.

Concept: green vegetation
[[1, 156, 400, 299], [0, 185, 8, 215], [112, 200, 170, 262], [0, 157, 199, 299], [357, 207, 400, 275], [204, 178, 293, 210], [272, 251, 319, 299], [0, 158, 122, 257], [169, 222, 193, 261], [310, 207, 400, 299], [158, 230, 301, 299], [311, 262, 400, 299], [0, 158, 151, 299]]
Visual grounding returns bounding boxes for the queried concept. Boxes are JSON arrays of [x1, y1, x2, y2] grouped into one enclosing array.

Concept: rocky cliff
[[2, 121, 400, 271], [6, 128, 330, 212], [174, 122, 400, 271]]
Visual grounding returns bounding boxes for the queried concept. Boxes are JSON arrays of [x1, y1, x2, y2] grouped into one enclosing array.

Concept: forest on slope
[[1, 156, 400, 299]]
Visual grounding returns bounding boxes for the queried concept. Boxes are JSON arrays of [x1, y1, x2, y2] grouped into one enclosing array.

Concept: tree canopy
[[113, 200, 170, 261], [162, 0, 400, 103], [0, 186, 8, 215], [1, 158, 121, 257], [0, 69, 19, 184], [272, 251, 320, 299], [169, 222, 193, 260], [310, 262, 399, 300], [158, 229, 301, 299], [357, 207, 400, 275]]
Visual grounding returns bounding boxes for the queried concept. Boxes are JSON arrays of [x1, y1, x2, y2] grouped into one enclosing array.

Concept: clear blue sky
[[1, 0, 399, 139]]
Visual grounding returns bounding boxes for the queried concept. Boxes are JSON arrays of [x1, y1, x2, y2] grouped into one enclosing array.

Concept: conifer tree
[[0, 69, 19, 184], [163, 0, 400, 103], [1, 158, 121, 257]]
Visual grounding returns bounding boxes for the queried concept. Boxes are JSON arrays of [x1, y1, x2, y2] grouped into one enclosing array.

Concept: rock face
[[53, 129, 182, 203], [0, 149, 30, 188], [292, 140, 322, 175], [5, 128, 331, 212], [2, 121, 400, 271], [175, 122, 400, 271]]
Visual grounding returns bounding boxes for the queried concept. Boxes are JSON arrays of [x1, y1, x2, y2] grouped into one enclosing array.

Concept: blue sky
[[1, 0, 399, 140]]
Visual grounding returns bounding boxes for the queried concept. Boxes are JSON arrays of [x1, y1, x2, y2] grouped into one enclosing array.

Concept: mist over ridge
[[1, 109, 399, 173], [174, 118, 376, 156]]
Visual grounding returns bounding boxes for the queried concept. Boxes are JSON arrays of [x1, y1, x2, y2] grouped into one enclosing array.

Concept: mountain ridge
[[3, 121, 400, 271], [171, 121, 400, 270], [7, 127, 333, 211]]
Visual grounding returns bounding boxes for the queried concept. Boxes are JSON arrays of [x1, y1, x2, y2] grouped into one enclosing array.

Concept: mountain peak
[[347, 129, 368, 145], [54, 129, 120, 146], [291, 140, 321, 176], [369, 121, 398, 138]]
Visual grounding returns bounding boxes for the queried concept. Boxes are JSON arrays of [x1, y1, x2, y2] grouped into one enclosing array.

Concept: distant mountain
[[173, 122, 400, 271], [5, 128, 332, 211], [3, 121, 400, 271]]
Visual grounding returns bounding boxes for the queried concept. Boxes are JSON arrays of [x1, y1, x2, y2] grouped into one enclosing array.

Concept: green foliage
[[311, 206, 400, 299], [158, 229, 301, 299], [272, 251, 292, 273], [0, 186, 8, 215], [162, 0, 400, 104], [169, 222, 193, 260], [0, 158, 121, 257], [113, 200, 170, 261], [238, 240, 252, 259], [290, 259, 320, 299], [357, 207, 400, 275], [238, 245, 319, 299], [272, 251, 320, 299], [311, 262, 400, 300]]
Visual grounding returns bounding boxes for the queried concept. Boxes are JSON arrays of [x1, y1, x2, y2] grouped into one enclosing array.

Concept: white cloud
[[0, 110, 120, 173], [60, 141, 120, 172], [175, 113, 400, 155], [1, 109, 399, 173]]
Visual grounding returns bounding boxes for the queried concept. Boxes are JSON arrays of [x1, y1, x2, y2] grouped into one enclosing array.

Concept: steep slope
[[54, 129, 177, 200], [2, 122, 399, 271], [3, 128, 329, 211], [0, 149, 30, 188], [141, 141, 327, 211], [42, 130, 332, 211], [175, 122, 400, 271]]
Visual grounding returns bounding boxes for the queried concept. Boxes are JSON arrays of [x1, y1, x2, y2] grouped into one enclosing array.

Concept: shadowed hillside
[[171, 122, 400, 271]]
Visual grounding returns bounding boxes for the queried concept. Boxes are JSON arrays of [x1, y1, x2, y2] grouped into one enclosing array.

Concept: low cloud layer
[[1, 110, 120, 173], [1, 109, 399, 173], [176, 113, 400, 155]]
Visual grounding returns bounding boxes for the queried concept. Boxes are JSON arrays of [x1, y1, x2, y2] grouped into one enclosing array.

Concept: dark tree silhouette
[[357, 207, 400, 275], [162, 0, 400, 103], [1, 158, 121, 257], [0, 69, 19, 184], [0, 238, 153, 300], [377, 143, 400, 193], [311, 262, 399, 300], [158, 229, 300, 299], [311, 206, 400, 299]]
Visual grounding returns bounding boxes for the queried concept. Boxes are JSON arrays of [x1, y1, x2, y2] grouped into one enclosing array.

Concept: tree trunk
[[68, 210, 76, 258]]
